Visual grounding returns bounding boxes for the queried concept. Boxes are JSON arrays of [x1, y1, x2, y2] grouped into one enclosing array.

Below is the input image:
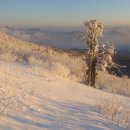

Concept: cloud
[[103, 27, 130, 49], [0, 26, 130, 50]]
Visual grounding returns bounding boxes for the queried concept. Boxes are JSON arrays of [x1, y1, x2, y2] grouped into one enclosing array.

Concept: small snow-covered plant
[[0, 81, 25, 118], [51, 62, 70, 78], [0, 67, 25, 118], [97, 72, 130, 96], [83, 19, 120, 87], [97, 97, 130, 128], [0, 51, 17, 62], [28, 55, 44, 65]]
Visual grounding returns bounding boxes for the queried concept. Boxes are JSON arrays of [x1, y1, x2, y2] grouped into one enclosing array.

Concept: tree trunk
[[87, 55, 92, 86], [91, 57, 97, 87], [86, 51, 97, 87]]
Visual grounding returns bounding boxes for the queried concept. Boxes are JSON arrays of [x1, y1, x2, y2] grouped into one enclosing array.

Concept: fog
[[0, 26, 130, 50]]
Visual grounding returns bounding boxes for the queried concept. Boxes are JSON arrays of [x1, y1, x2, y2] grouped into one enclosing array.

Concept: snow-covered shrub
[[28, 55, 44, 66], [28, 52, 85, 81], [0, 51, 17, 62], [51, 62, 70, 78], [48, 54, 85, 81], [97, 97, 130, 128], [0, 81, 25, 118], [0, 66, 25, 118], [97, 72, 130, 96], [15, 52, 29, 63], [29, 65, 45, 78], [67, 57, 85, 81]]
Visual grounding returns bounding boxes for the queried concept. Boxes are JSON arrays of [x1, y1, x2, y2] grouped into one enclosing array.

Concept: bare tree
[[83, 20, 119, 87]]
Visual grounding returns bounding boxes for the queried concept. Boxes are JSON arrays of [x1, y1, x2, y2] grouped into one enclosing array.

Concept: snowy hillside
[[0, 33, 130, 130], [0, 61, 130, 130]]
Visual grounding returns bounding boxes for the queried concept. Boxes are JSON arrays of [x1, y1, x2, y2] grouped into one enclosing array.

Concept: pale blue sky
[[0, 0, 130, 28]]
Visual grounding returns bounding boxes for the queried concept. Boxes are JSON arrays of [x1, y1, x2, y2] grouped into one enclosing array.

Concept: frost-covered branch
[[83, 19, 121, 87]]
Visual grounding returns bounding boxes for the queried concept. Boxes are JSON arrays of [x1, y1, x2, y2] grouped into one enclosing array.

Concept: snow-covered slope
[[0, 61, 130, 130], [0, 32, 130, 130], [0, 32, 58, 56], [0, 32, 76, 57]]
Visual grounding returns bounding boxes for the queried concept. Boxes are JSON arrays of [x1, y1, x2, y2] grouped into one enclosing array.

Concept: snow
[[0, 61, 130, 130]]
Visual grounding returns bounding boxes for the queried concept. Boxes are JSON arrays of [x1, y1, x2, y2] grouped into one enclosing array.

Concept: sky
[[0, 0, 130, 28]]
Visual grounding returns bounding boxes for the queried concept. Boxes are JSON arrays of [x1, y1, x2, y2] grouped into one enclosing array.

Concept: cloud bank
[[0, 26, 130, 50]]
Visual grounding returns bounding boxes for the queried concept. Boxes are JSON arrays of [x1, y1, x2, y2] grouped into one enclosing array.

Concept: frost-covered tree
[[83, 19, 120, 87]]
